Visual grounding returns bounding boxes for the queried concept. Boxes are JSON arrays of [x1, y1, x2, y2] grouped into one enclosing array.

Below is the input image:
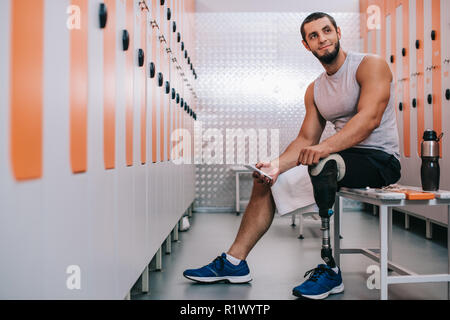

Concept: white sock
[[225, 253, 242, 266], [332, 267, 339, 273]]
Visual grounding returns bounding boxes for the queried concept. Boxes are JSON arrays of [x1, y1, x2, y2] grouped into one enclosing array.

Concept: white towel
[[271, 165, 318, 215]]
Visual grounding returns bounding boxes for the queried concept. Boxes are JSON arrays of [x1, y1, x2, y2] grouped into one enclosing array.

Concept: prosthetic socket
[[308, 155, 345, 268]]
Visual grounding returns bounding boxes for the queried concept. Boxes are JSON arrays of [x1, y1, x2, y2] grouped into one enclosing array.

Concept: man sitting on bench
[[183, 12, 401, 300]]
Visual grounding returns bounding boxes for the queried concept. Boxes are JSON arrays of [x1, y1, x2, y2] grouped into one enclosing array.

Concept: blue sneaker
[[292, 264, 344, 299], [183, 253, 252, 283]]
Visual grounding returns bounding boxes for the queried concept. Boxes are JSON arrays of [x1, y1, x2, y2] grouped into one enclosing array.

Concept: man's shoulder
[[357, 54, 389, 72], [356, 54, 392, 83]]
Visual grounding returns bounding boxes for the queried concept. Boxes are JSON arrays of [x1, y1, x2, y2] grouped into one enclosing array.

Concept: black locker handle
[[99, 3, 107, 29], [177, 32, 181, 42], [180, 98, 184, 108], [427, 94, 433, 104], [149, 62, 156, 78], [399, 102, 403, 111], [188, 57, 191, 65], [176, 93, 180, 104], [158, 73, 163, 87], [167, 8, 171, 20], [402, 48, 406, 57], [185, 50, 188, 59], [445, 89, 450, 101], [412, 98, 417, 108], [138, 49, 145, 67], [181, 41, 185, 51], [171, 88, 176, 99], [415, 40, 420, 49], [173, 21, 177, 33], [160, 0, 165, 5], [165, 81, 170, 94], [122, 30, 129, 51], [431, 30, 436, 40], [390, 55, 394, 63]]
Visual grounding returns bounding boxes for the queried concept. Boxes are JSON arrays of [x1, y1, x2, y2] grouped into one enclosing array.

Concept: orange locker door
[[431, 0, 442, 156], [103, 0, 117, 169], [125, 0, 134, 166], [140, 5, 148, 165], [10, 0, 46, 180], [68, 0, 89, 174], [415, 0, 425, 156], [159, 1, 167, 162], [150, 0, 159, 163], [399, 0, 411, 158]]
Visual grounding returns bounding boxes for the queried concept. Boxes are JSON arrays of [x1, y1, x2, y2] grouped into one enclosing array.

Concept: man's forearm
[[272, 137, 315, 174], [321, 112, 378, 153]]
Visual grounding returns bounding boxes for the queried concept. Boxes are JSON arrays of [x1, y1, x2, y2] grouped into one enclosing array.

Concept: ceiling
[[195, 0, 359, 13]]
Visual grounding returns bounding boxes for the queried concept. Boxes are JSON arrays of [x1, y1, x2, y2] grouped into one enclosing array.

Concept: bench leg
[[334, 195, 341, 268], [388, 207, 393, 262], [155, 247, 162, 271], [426, 219, 433, 239], [141, 265, 149, 294], [166, 234, 172, 254], [379, 205, 388, 300], [298, 214, 304, 239], [291, 213, 296, 227], [173, 221, 179, 242]]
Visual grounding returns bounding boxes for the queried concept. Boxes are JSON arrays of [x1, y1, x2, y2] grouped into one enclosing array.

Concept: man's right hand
[[253, 162, 280, 187]]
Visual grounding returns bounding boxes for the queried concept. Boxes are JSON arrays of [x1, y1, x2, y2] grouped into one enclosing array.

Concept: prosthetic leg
[[308, 155, 345, 268]]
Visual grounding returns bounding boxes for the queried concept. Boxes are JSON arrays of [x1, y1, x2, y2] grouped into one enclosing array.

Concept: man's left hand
[[297, 143, 332, 166]]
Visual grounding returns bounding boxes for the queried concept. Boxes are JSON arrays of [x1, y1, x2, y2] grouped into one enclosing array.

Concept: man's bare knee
[[251, 179, 272, 198]]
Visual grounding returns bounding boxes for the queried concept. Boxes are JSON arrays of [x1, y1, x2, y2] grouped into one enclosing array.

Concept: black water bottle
[[420, 129, 443, 191]]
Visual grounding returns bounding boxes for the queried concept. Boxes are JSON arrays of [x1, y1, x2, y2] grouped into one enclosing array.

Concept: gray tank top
[[313, 51, 400, 159]]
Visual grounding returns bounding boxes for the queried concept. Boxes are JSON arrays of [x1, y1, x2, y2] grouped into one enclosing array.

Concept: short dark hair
[[300, 12, 338, 42]]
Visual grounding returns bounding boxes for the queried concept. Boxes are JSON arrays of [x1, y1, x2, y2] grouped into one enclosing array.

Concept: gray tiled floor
[[133, 210, 448, 300]]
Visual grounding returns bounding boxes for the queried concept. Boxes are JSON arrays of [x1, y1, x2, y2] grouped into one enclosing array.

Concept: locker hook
[[122, 30, 130, 51], [165, 81, 170, 94], [138, 49, 145, 67], [139, 0, 149, 12], [99, 3, 107, 29], [149, 62, 156, 78]]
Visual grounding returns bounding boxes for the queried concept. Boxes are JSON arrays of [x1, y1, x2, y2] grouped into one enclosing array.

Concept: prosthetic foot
[[308, 154, 345, 268]]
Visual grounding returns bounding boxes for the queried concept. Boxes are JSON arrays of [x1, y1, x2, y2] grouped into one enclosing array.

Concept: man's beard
[[313, 40, 340, 65]]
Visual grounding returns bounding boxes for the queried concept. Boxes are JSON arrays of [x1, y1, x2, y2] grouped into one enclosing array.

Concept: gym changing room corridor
[[1, 0, 450, 305]]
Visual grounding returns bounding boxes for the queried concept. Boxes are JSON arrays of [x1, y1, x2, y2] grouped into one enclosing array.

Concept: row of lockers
[[0, 0, 196, 299], [9, 0, 198, 181], [360, 0, 450, 225]]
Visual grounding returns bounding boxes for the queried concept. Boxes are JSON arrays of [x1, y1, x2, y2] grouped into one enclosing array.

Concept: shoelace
[[210, 256, 225, 271], [303, 265, 335, 282]]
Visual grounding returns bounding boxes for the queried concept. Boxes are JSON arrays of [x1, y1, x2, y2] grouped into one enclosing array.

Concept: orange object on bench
[[389, 189, 435, 200]]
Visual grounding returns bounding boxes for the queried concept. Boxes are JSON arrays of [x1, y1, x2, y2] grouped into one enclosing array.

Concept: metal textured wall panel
[[194, 12, 362, 210]]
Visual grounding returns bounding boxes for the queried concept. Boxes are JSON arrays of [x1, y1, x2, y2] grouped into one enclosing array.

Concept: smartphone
[[244, 165, 273, 180]]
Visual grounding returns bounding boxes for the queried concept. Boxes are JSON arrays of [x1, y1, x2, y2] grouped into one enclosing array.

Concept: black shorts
[[336, 147, 401, 189]]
